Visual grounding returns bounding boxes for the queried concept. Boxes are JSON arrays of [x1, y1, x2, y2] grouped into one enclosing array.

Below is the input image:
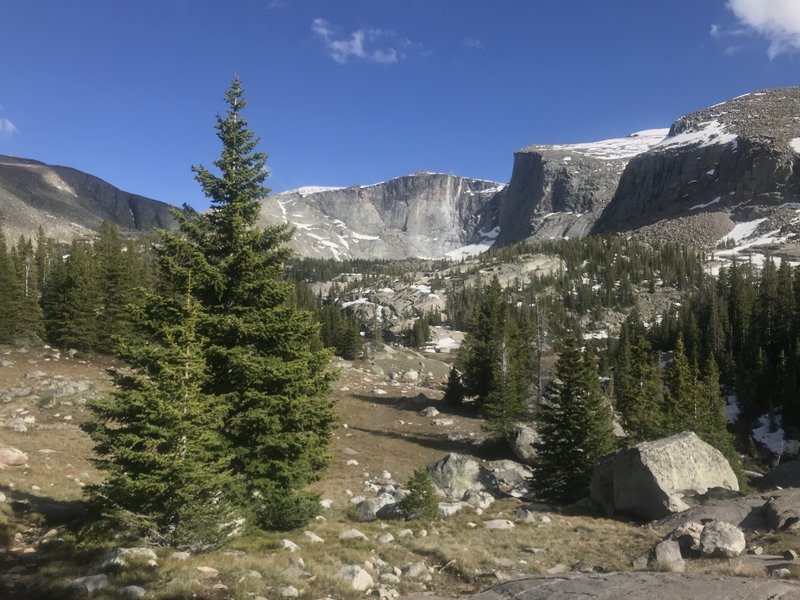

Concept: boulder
[[590, 432, 739, 521], [699, 521, 746, 558], [485, 459, 534, 498], [428, 453, 496, 500], [764, 488, 800, 531], [336, 565, 374, 591], [0, 444, 28, 467], [509, 424, 537, 465], [354, 494, 397, 522], [659, 495, 766, 531], [404, 572, 800, 600], [68, 574, 108, 597], [632, 539, 685, 572]]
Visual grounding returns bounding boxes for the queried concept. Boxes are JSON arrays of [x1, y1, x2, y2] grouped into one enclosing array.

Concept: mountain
[[6, 87, 800, 260], [495, 87, 800, 252], [494, 129, 667, 246], [593, 88, 800, 247], [0, 155, 176, 243], [258, 173, 504, 260]]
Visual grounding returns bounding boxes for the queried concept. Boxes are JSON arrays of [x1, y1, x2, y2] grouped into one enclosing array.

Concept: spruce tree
[[189, 77, 337, 529], [483, 316, 533, 439], [84, 260, 239, 549], [0, 231, 19, 342], [85, 77, 337, 537], [533, 337, 615, 504]]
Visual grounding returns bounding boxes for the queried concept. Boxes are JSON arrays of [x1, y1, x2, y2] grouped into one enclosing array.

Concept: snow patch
[[543, 128, 668, 160], [689, 197, 721, 211], [350, 232, 381, 241], [657, 120, 737, 151], [753, 413, 800, 456], [790, 138, 800, 154], [720, 218, 767, 244]]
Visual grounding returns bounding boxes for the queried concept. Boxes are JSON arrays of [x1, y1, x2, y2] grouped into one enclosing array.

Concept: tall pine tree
[[533, 336, 615, 503]]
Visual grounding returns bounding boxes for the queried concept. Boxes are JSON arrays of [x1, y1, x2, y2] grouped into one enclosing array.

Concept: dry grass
[[0, 343, 788, 598]]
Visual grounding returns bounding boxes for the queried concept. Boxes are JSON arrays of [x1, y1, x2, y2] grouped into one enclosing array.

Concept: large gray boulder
[[401, 572, 800, 600], [764, 488, 800, 531], [508, 424, 537, 465], [590, 432, 739, 521], [428, 453, 496, 500]]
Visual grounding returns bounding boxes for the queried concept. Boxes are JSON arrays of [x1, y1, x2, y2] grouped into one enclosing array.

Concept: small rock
[[376, 533, 394, 544], [346, 459, 360, 466], [69, 574, 108, 595], [196, 566, 219, 579], [320, 498, 333, 509], [784, 549, 799, 560], [773, 568, 792, 579], [432, 418, 454, 426], [304, 531, 325, 543], [438, 501, 465, 519], [397, 529, 413, 538], [281, 585, 301, 597], [419, 407, 440, 417], [170, 551, 191, 561], [402, 561, 431, 581], [338, 528, 369, 541], [281, 539, 301, 552], [1, 437, 30, 455], [122, 585, 147, 599], [546, 564, 568, 575], [380, 573, 401, 584], [700, 521, 746, 558], [336, 565, 374, 591], [484, 519, 515, 530]]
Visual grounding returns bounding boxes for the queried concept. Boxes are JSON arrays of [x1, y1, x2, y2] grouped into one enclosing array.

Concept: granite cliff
[[258, 173, 504, 260]]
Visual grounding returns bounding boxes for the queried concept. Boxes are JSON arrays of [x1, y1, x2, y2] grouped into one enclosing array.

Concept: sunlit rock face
[[259, 173, 504, 260]]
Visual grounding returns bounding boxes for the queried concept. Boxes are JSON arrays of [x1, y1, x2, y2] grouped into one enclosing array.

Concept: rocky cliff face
[[0, 155, 176, 243], [494, 130, 667, 246], [593, 88, 800, 245], [259, 173, 504, 260]]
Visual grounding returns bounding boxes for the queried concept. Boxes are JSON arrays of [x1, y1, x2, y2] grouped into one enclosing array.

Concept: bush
[[399, 467, 439, 520]]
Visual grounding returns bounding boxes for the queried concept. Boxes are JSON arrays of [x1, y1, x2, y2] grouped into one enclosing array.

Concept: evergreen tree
[[533, 337, 615, 503], [188, 77, 337, 529], [84, 262, 239, 549], [0, 231, 19, 342], [85, 77, 337, 536], [483, 316, 533, 439], [399, 466, 438, 520], [458, 277, 506, 406], [443, 367, 466, 406], [11, 236, 45, 340], [42, 240, 102, 350]]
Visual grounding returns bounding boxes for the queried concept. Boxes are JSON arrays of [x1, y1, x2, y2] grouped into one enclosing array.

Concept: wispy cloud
[[311, 18, 400, 64], [0, 118, 17, 138], [727, 0, 800, 58], [462, 37, 484, 50]]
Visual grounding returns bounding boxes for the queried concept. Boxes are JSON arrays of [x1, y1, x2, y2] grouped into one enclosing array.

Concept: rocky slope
[[0, 155, 176, 243], [258, 173, 504, 260], [593, 88, 800, 246]]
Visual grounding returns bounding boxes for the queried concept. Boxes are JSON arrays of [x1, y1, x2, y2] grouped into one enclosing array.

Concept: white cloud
[[727, 0, 800, 58], [463, 37, 484, 50], [0, 118, 17, 138], [710, 23, 721, 39], [312, 18, 399, 64]]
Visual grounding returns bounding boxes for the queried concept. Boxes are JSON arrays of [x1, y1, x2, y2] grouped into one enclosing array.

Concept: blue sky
[[1, 0, 799, 209]]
